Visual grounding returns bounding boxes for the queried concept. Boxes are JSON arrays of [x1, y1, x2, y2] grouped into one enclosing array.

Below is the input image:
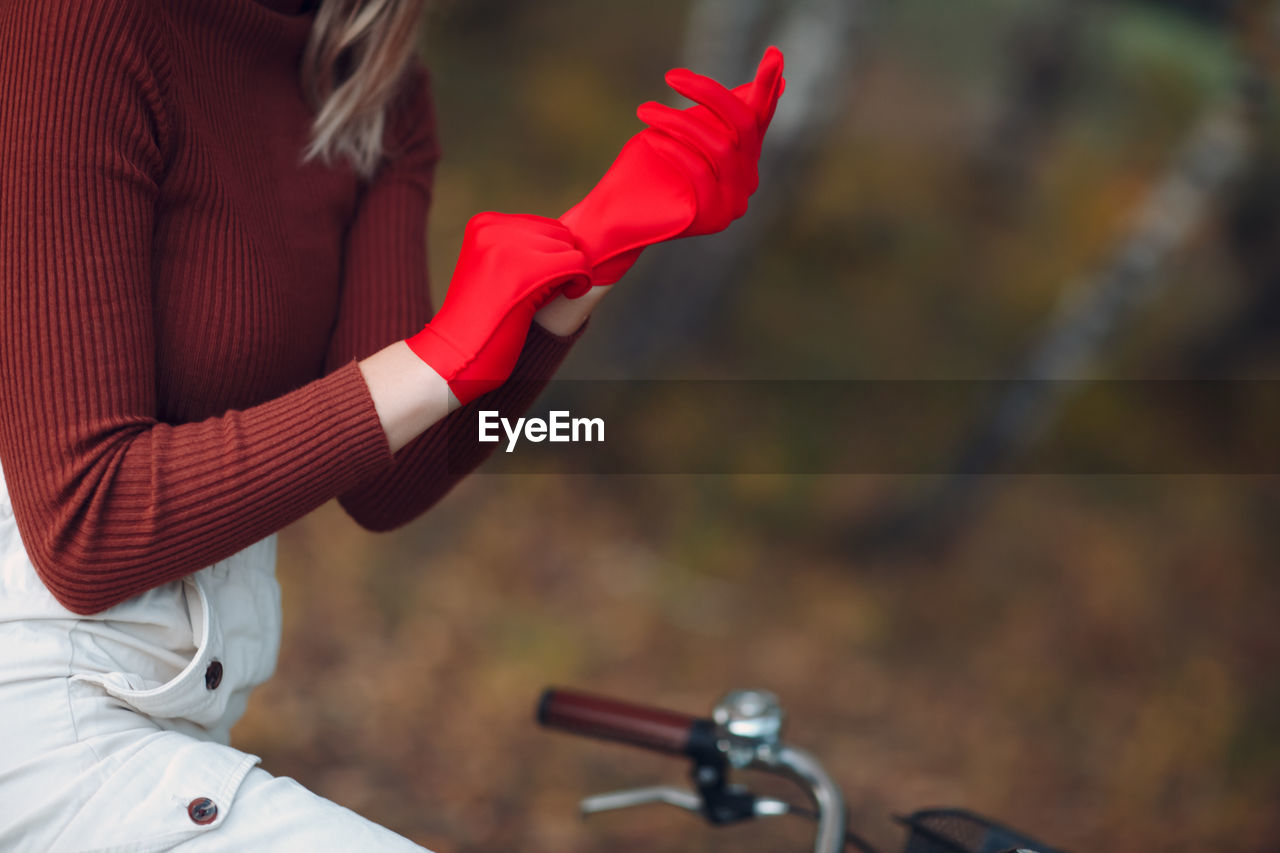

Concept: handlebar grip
[[537, 687, 710, 757]]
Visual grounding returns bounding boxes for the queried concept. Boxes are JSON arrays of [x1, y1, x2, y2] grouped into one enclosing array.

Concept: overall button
[[204, 660, 223, 690], [187, 797, 218, 825]]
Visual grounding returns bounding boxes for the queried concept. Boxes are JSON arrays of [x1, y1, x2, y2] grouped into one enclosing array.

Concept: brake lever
[[580, 785, 701, 816], [580, 784, 795, 821]]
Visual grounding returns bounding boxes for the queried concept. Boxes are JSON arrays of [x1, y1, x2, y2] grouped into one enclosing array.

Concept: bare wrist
[[534, 286, 607, 336], [357, 341, 454, 455]]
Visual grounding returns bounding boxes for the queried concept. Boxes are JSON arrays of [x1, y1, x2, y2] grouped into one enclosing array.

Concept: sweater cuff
[[315, 360, 396, 480]]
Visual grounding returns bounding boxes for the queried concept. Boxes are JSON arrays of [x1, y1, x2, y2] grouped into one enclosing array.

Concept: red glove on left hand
[[559, 46, 786, 290]]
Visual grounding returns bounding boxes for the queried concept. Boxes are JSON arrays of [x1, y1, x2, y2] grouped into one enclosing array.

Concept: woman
[[0, 0, 784, 848]]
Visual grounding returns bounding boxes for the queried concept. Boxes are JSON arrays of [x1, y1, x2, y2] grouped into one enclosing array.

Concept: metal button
[[187, 797, 218, 825], [204, 660, 223, 690]]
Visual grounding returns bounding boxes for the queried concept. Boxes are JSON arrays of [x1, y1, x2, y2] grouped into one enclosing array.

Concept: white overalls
[[0, 463, 431, 852]]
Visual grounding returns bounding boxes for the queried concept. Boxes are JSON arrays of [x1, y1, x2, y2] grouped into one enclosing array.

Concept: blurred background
[[236, 0, 1280, 850]]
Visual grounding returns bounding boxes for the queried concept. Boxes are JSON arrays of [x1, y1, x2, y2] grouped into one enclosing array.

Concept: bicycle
[[536, 687, 1070, 853]]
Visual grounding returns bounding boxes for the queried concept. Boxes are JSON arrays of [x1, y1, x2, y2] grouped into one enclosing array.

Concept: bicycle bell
[[712, 689, 785, 767]]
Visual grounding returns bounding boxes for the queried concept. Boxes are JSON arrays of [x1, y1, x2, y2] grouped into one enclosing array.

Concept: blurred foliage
[[235, 1, 1280, 851]]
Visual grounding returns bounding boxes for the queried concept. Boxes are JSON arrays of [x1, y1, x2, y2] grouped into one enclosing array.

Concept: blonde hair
[[298, 0, 430, 181]]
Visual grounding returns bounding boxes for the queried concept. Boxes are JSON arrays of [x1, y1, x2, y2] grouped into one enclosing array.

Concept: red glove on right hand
[[406, 213, 590, 405], [559, 46, 786, 289]]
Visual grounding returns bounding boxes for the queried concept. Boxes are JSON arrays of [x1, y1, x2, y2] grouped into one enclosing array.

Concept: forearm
[[2, 364, 395, 615], [338, 321, 587, 531]]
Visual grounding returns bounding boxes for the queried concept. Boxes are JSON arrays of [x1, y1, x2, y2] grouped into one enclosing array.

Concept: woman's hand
[[636, 47, 785, 238], [405, 212, 591, 405], [559, 47, 786, 287]]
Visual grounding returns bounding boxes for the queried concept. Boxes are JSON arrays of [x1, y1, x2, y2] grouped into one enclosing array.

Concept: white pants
[[0, 464, 432, 852]]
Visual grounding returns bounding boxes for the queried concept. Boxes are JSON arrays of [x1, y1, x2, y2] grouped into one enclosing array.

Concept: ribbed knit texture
[[0, 0, 583, 615]]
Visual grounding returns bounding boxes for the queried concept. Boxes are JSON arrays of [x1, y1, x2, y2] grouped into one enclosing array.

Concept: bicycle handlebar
[[537, 687, 1064, 853], [537, 687, 714, 757], [537, 686, 854, 853]]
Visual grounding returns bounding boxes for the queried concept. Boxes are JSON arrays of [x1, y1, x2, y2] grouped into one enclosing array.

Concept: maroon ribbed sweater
[[0, 0, 582, 615]]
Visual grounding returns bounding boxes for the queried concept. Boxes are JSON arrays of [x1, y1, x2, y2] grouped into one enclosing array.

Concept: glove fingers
[[529, 245, 592, 276], [495, 212, 581, 243], [540, 257, 594, 304], [537, 270, 592, 305], [637, 101, 729, 178], [467, 212, 581, 259], [522, 231, 587, 258], [663, 68, 754, 145], [519, 249, 593, 307], [746, 46, 786, 126], [560, 276, 594, 300], [465, 213, 589, 299], [762, 73, 786, 134], [484, 217, 587, 261]]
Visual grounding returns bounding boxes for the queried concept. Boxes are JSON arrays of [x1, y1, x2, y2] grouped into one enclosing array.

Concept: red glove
[[406, 213, 591, 405], [559, 46, 786, 290]]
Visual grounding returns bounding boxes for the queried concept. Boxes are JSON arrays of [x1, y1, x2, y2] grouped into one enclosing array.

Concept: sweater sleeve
[[0, 0, 397, 615], [324, 58, 586, 532]]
